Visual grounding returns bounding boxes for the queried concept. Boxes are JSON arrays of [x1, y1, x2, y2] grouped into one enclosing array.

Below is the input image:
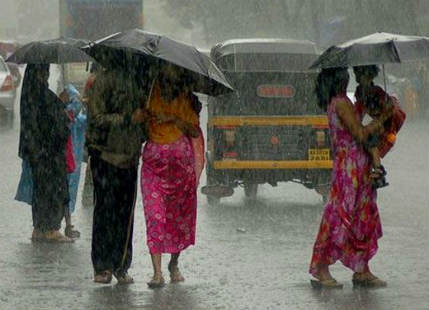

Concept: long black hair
[[353, 65, 379, 80], [20, 64, 50, 106], [18, 64, 50, 159], [315, 67, 349, 111]]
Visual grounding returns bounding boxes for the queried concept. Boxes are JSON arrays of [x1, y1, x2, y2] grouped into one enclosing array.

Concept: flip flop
[[31, 229, 44, 242], [65, 225, 81, 239], [94, 270, 113, 284], [353, 277, 387, 288], [311, 278, 343, 289], [113, 272, 134, 285], [43, 231, 74, 243], [168, 263, 185, 283], [147, 275, 165, 289]]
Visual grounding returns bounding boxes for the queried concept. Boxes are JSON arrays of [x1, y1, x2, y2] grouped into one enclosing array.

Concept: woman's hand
[[59, 90, 70, 103], [336, 99, 382, 144]]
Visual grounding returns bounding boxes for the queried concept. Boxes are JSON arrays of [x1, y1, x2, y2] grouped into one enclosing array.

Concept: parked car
[[5, 62, 22, 88], [202, 39, 332, 204], [0, 40, 20, 59], [0, 56, 17, 127]]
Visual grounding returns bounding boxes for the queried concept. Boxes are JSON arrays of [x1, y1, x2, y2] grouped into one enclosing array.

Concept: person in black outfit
[[86, 67, 147, 284], [19, 64, 72, 242]]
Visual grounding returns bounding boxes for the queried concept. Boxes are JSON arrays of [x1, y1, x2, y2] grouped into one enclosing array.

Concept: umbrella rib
[[390, 40, 402, 63]]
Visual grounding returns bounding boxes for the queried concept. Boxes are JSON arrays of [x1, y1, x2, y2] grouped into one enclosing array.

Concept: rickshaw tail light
[[257, 85, 295, 98], [316, 130, 326, 147], [224, 151, 238, 158]]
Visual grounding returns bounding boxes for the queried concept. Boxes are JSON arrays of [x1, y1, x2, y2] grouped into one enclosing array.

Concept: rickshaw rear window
[[216, 53, 318, 72]]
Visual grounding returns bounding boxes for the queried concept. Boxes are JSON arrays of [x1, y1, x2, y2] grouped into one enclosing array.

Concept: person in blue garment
[[15, 82, 86, 239], [15, 159, 33, 205], [63, 84, 87, 238], [15, 64, 72, 242]]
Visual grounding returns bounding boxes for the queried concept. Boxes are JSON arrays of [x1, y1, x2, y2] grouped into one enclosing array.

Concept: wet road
[[0, 94, 428, 310]]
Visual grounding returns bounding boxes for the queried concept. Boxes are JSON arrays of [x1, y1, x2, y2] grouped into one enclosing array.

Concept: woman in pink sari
[[139, 68, 204, 288], [309, 67, 392, 288]]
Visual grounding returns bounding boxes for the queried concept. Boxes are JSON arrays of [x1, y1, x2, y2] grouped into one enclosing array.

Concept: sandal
[[310, 278, 343, 289], [94, 270, 113, 284], [168, 262, 185, 283], [65, 225, 81, 239], [352, 274, 387, 288], [147, 274, 165, 289], [113, 271, 134, 285], [31, 229, 44, 242], [43, 230, 74, 243]]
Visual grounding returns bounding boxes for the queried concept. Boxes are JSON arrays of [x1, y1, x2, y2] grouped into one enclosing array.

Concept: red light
[[270, 136, 280, 145], [257, 85, 295, 98], [0, 75, 14, 92], [223, 152, 238, 158]]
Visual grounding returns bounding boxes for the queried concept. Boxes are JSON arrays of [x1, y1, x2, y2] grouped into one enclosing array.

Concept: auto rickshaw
[[202, 39, 332, 204]]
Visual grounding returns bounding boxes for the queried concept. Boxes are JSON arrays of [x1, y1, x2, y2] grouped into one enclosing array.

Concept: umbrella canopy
[[6, 37, 93, 64], [310, 32, 429, 69], [82, 29, 233, 96]]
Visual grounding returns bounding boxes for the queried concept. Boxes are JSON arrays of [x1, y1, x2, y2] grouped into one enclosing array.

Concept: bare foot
[[168, 262, 185, 283], [114, 272, 134, 285], [353, 271, 375, 281], [43, 230, 74, 243], [94, 270, 112, 284], [147, 273, 165, 289], [313, 269, 335, 282], [311, 268, 342, 289], [353, 272, 387, 287], [31, 229, 44, 241], [65, 225, 81, 239]]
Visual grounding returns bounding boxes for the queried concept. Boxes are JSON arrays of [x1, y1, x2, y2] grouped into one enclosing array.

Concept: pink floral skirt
[[309, 147, 382, 275], [141, 135, 197, 254]]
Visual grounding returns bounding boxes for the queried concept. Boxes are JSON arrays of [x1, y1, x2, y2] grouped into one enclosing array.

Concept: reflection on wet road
[[0, 101, 428, 310]]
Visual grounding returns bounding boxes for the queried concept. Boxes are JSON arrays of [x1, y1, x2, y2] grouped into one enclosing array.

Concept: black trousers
[[90, 154, 137, 274], [30, 157, 68, 233]]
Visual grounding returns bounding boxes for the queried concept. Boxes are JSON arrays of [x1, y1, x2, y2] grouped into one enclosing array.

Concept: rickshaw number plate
[[308, 149, 330, 161]]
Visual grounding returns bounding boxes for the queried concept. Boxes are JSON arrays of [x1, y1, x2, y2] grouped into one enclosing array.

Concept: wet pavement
[[0, 93, 428, 310]]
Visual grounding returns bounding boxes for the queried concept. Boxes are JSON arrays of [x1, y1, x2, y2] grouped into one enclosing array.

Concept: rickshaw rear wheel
[[315, 186, 329, 204], [205, 173, 222, 206], [244, 183, 258, 200], [207, 195, 220, 206]]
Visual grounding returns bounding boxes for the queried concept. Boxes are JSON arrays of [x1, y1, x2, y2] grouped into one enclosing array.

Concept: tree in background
[[158, 0, 302, 44], [15, 0, 59, 42], [159, 0, 427, 47]]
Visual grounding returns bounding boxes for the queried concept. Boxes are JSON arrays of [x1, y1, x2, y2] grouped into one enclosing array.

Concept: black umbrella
[[6, 37, 93, 64], [82, 29, 233, 96], [310, 32, 429, 69]]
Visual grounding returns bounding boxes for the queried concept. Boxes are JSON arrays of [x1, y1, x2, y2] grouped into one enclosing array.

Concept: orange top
[[147, 82, 199, 144]]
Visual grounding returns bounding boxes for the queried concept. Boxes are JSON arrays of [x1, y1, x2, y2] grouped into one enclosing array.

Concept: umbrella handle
[[143, 74, 158, 109], [382, 64, 390, 106], [382, 64, 387, 93]]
